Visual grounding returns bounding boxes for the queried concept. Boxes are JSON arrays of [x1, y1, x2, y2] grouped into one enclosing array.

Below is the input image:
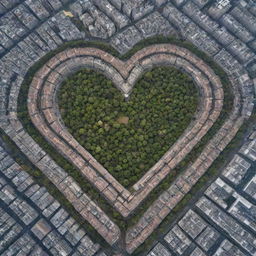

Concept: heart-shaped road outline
[[28, 44, 223, 218], [26, 44, 247, 252]]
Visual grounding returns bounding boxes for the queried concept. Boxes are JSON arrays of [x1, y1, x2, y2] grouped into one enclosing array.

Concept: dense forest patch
[[58, 67, 198, 187]]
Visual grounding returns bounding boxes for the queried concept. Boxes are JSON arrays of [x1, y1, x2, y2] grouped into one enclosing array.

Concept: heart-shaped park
[[27, 44, 224, 245], [58, 66, 198, 188]]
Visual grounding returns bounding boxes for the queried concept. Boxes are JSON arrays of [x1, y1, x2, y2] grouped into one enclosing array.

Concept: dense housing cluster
[[0, 0, 255, 255]]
